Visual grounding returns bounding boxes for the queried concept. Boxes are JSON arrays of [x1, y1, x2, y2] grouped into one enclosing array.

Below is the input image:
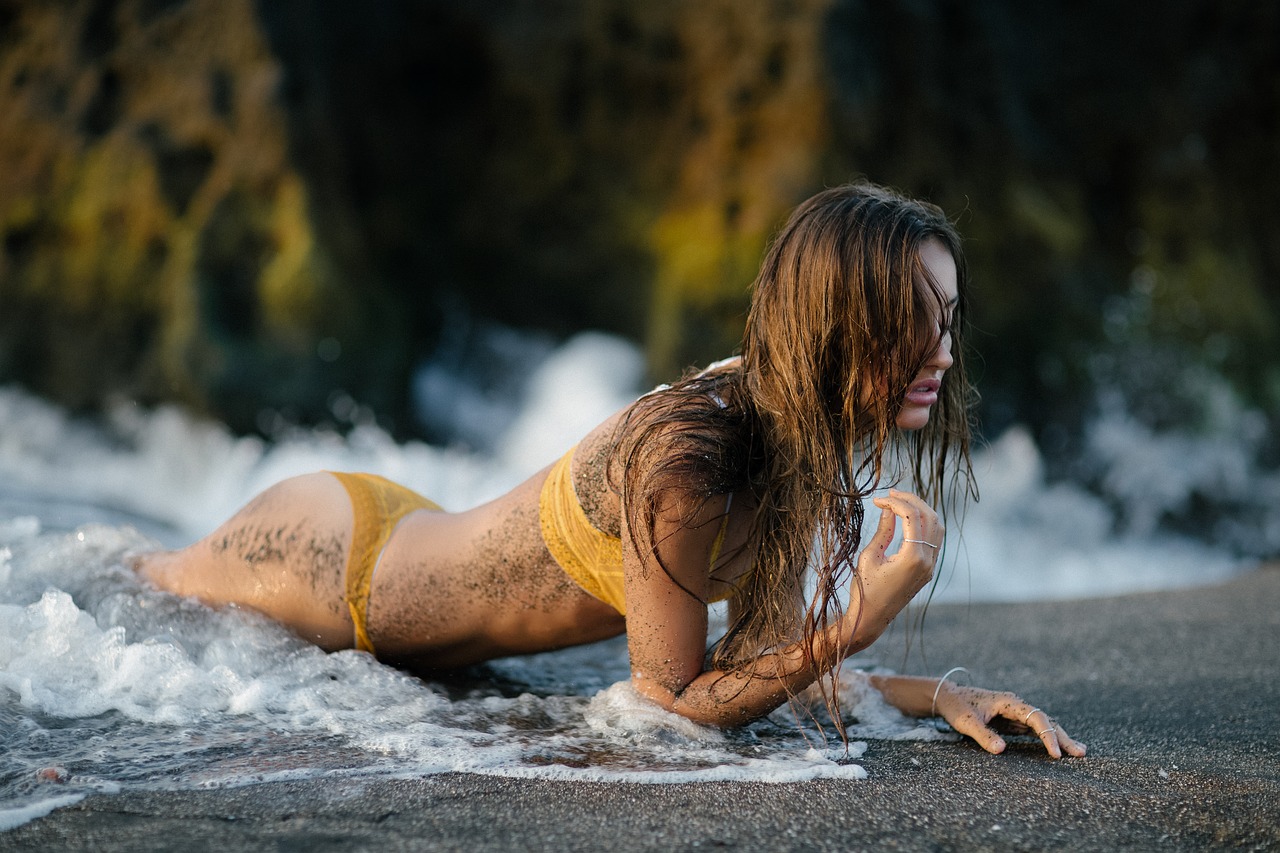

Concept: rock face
[[1, 0, 1277, 442], [0, 0, 831, 434], [0, 0, 369, 432], [819, 1, 1280, 444]]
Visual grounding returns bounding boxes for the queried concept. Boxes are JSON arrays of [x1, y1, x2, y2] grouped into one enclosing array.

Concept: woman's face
[[894, 238, 958, 431]]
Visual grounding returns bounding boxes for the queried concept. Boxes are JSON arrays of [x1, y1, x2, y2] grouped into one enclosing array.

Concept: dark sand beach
[[6, 565, 1278, 852]]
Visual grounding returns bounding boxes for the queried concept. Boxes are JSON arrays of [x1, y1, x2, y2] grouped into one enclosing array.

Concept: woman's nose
[[929, 330, 954, 370]]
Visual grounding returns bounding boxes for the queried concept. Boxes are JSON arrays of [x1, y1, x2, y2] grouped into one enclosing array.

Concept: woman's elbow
[[632, 671, 761, 728]]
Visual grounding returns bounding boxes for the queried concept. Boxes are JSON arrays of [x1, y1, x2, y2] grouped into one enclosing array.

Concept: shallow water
[[0, 331, 1260, 829], [0, 519, 907, 830]]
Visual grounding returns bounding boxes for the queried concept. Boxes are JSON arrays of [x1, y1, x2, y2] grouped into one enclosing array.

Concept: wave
[[0, 329, 1267, 826]]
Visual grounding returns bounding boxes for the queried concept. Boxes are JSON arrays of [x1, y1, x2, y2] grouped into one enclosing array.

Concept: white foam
[[917, 426, 1245, 603], [800, 669, 959, 744], [0, 329, 1271, 828], [496, 332, 646, 469], [0, 516, 41, 544], [0, 793, 89, 833], [0, 521, 876, 834]]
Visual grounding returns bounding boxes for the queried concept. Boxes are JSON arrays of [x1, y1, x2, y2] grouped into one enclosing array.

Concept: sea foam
[[0, 329, 1264, 828]]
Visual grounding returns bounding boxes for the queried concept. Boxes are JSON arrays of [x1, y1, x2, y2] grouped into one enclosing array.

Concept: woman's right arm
[[623, 489, 942, 728]]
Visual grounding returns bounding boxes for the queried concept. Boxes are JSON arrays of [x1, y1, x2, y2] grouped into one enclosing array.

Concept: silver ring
[[1024, 708, 1041, 724], [903, 538, 939, 550], [1037, 727, 1056, 737]]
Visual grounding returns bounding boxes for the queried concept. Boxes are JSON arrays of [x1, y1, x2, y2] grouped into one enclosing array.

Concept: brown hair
[[614, 181, 977, 733]]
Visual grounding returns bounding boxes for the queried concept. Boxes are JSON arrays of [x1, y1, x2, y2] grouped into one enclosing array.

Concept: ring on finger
[[1037, 727, 1056, 737], [1023, 707, 1041, 725]]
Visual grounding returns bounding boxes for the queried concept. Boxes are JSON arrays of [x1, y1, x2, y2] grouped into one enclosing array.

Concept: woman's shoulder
[[640, 355, 743, 398], [703, 355, 743, 374], [574, 356, 748, 485]]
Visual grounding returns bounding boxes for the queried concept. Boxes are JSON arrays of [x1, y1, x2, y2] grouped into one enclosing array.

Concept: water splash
[[0, 520, 873, 825], [0, 328, 1268, 827]]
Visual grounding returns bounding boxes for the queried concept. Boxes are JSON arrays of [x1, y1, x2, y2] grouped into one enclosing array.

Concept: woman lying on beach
[[136, 181, 1085, 759]]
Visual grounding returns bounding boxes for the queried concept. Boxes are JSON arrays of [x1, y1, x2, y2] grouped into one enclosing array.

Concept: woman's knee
[[138, 473, 351, 600], [131, 547, 208, 599]]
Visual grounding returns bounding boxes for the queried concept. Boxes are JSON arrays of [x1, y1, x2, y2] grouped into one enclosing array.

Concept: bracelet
[[931, 666, 969, 717]]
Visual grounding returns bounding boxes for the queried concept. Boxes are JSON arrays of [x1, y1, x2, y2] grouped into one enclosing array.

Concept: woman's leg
[[134, 473, 357, 650]]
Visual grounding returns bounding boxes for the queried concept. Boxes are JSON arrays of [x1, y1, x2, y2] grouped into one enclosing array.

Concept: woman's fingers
[[1026, 708, 1060, 758], [941, 686, 1086, 760], [854, 495, 942, 641], [1018, 705, 1087, 759], [1050, 723, 1088, 758], [944, 706, 1007, 755], [863, 491, 941, 597], [873, 490, 943, 553], [865, 499, 899, 554]]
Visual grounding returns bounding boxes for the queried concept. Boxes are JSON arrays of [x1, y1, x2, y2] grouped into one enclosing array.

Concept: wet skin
[[136, 239, 1085, 757], [135, 406, 753, 669]]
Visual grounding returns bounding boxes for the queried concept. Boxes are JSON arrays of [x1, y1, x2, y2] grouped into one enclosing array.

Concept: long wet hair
[[612, 181, 977, 733]]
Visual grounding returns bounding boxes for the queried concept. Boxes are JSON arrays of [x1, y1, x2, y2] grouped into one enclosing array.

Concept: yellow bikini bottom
[[538, 447, 732, 616], [328, 471, 441, 654]]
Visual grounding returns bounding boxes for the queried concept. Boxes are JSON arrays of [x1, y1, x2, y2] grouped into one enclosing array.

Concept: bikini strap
[[708, 492, 733, 570]]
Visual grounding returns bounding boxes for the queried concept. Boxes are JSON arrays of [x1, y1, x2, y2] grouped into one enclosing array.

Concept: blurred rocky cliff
[[1, 0, 1277, 446]]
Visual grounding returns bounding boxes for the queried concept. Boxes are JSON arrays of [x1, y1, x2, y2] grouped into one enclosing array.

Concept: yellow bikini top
[[538, 446, 733, 615]]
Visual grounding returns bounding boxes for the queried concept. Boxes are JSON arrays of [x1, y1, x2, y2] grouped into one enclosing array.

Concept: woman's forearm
[[640, 611, 867, 728], [650, 638, 955, 728], [867, 673, 948, 718]]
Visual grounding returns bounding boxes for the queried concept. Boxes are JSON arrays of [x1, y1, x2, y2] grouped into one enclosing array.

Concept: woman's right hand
[[847, 489, 943, 650]]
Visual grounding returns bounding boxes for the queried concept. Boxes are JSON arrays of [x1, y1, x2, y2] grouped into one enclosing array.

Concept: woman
[[137, 181, 1086, 759]]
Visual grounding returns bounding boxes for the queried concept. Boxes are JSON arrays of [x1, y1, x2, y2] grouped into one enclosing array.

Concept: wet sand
[[7, 565, 1278, 851]]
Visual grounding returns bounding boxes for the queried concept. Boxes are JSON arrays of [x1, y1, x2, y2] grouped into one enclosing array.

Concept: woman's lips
[[903, 378, 941, 406]]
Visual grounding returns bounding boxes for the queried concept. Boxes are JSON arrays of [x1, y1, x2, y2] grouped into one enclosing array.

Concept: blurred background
[[1, 0, 1277, 557]]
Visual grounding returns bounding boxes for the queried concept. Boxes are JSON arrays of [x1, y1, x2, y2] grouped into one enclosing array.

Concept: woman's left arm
[[869, 673, 1087, 759]]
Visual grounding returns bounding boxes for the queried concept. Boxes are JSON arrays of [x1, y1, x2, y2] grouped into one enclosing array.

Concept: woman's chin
[[894, 406, 933, 431]]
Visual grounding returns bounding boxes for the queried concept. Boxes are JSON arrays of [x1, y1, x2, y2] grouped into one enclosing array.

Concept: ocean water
[[0, 331, 1262, 829]]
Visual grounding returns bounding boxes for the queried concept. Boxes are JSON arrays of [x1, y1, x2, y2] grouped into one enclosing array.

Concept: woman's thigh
[[136, 473, 355, 649]]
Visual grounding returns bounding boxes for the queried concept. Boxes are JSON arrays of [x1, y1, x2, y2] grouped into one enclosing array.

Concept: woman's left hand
[[934, 682, 1087, 759]]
